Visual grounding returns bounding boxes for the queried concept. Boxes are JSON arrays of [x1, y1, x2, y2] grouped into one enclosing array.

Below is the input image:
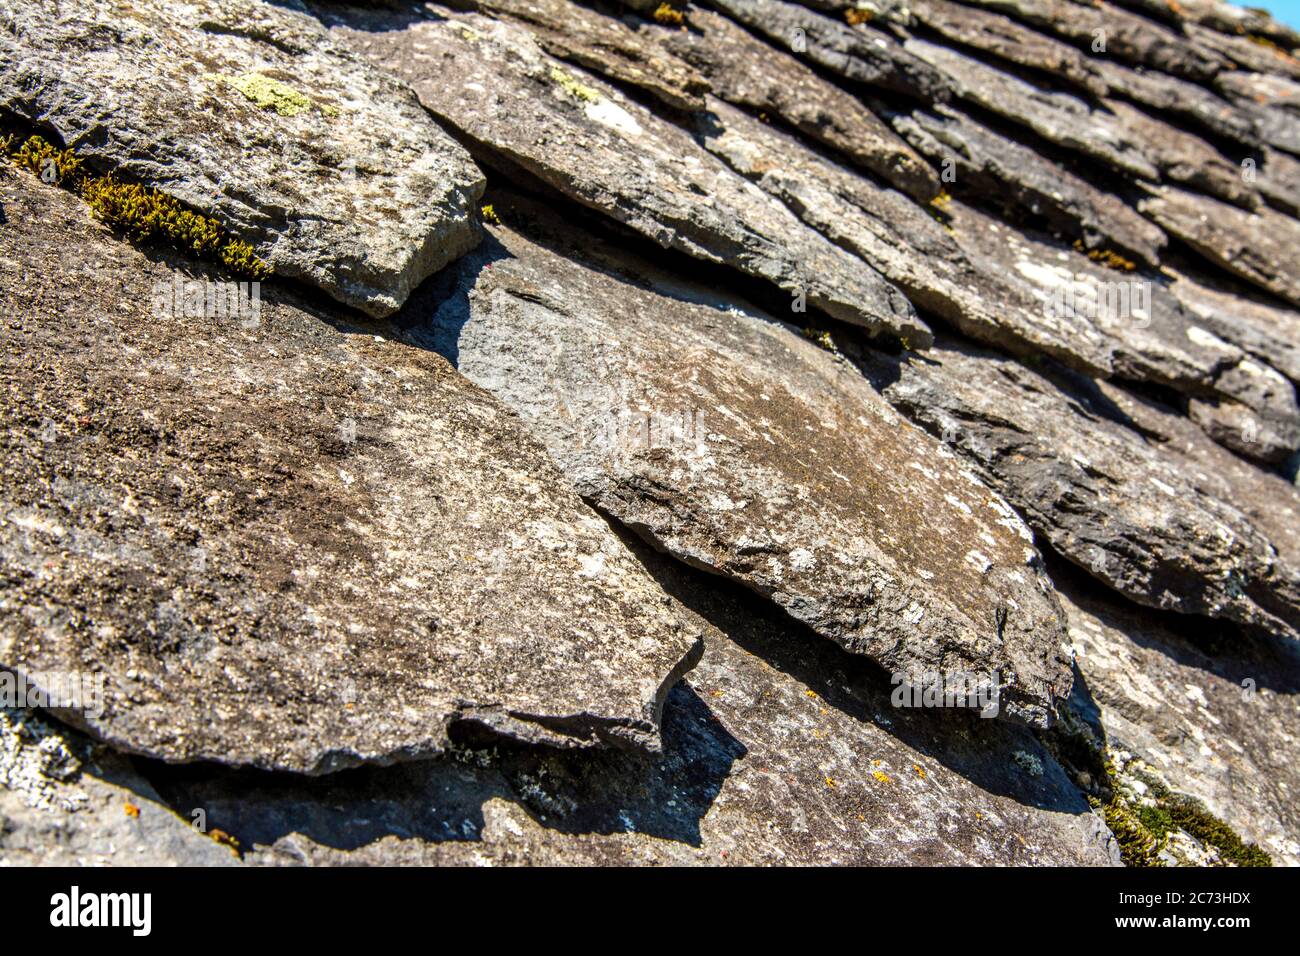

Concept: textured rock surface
[[707, 0, 952, 102], [135, 549, 1120, 866], [4, 0, 1300, 870], [1139, 185, 1300, 309], [891, 104, 1167, 267], [324, 4, 928, 344], [401, 196, 1073, 726], [1060, 567, 1300, 866], [0, 169, 702, 773], [0, 0, 486, 316], [0, 708, 241, 865], [653, 6, 940, 200], [859, 338, 1300, 641]]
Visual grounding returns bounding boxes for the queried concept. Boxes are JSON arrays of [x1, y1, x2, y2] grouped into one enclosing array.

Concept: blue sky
[[1259, 0, 1300, 31]]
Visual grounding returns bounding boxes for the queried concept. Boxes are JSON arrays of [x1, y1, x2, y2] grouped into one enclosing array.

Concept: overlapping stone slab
[[140, 549, 1120, 866], [1139, 184, 1300, 308], [0, 0, 485, 316], [857, 337, 1300, 641], [441, 0, 711, 110], [0, 168, 703, 774], [890, 104, 1167, 267], [1059, 569, 1300, 866], [401, 198, 1075, 726], [956, 0, 1232, 80], [324, 4, 928, 344], [652, 6, 940, 200], [706, 0, 953, 102]]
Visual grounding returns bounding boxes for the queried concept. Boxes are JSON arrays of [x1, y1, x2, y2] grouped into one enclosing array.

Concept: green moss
[[1094, 753, 1273, 868], [3, 132, 270, 280], [222, 72, 312, 116], [549, 66, 602, 103], [1093, 794, 1165, 867], [1164, 794, 1272, 867]]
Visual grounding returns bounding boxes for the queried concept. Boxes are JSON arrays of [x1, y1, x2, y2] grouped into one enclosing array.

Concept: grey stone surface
[[0, 707, 242, 865], [0, 168, 703, 774], [0, 0, 486, 316], [136, 547, 1121, 866], [653, 6, 940, 200], [1059, 568, 1300, 866], [858, 337, 1300, 642], [706, 0, 953, 102], [891, 104, 1167, 267], [324, 4, 929, 344], [401, 197, 1074, 726], [1139, 184, 1300, 308]]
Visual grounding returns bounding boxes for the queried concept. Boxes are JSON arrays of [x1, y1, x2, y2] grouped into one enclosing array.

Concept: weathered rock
[[891, 104, 1167, 267], [325, 5, 928, 344], [1094, 58, 1261, 149], [938, 198, 1300, 452], [1102, 97, 1258, 209], [139, 548, 1120, 866], [856, 336, 1300, 641], [651, 6, 940, 200], [905, 39, 1160, 181], [0, 707, 241, 865], [1216, 70, 1300, 157], [1165, 266, 1300, 386], [1139, 184, 1300, 308], [1257, 146, 1300, 217], [706, 0, 953, 102], [1059, 567, 1300, 866], [1187, 21, 1300, 79], [0, 0, 485, 316], [956, 0, 1232, 80], [0, 168, 703, 773], [400, 195, 1074, 726], [880, 0, 1111, 97], [440, 0, 711, 110]]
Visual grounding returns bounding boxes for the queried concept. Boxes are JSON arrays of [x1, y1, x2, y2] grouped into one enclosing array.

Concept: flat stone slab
[[860, 336, 1300, 642], [326, 5, 928, 345], [0, 168, 702, 774], [136, 548, 1121, 866], [0, 0, 486, 316], [401, 196, 1075, 726]]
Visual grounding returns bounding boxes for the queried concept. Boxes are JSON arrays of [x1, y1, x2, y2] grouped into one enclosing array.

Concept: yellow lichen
[[801, 327, 837, 353], [480, 202, 501, 225], [845, 7, 874, 26], [550, 66, 602, 103], [1073, 240, 1136, 272], [653, 3, 686, 26], [222, 72, 313, 117], [872, 770, 892, 783]]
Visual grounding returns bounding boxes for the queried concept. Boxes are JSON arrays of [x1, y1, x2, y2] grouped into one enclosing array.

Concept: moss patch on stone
[[2, 131, 270, 280]]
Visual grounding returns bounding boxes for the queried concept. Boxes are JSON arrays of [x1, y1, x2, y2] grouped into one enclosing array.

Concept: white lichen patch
[[0, 707, 86, 812]]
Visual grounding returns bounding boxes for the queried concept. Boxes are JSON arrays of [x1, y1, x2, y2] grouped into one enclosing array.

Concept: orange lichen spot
[[124, 802, 141, 818], [825, 776, 837, 789], [913, 764, 926, 779], [872, 770, 892, 783], [845, 8, 874, 26], [1073, 240, 1136, 272], [209, 828, 242, 857]]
